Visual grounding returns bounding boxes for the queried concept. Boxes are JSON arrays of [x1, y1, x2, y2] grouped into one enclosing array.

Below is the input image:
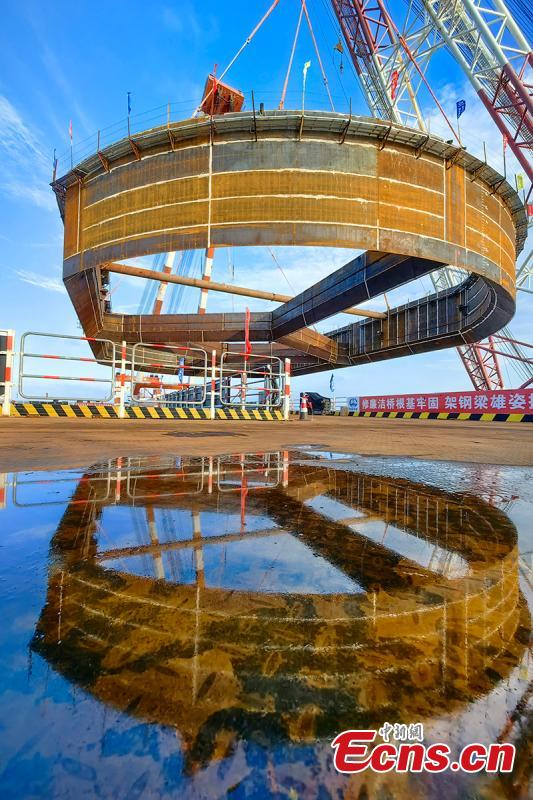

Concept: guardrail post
[[210, 350, 216, 420], [283, 358, 291, 421], [0, 330, 15, 417], [118, 340, 127, 418]]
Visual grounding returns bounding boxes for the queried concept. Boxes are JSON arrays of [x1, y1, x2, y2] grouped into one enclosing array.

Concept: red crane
[[331, 0, 532, 390]]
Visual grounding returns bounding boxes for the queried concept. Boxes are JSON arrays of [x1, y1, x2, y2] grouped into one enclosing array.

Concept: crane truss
[[332, 0, 532, 389], [409, 0, 532, 187], [331, 0, 427, 127]]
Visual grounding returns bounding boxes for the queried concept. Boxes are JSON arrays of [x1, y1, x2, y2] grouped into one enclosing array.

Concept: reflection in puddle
[[0, 451, 531, 798]]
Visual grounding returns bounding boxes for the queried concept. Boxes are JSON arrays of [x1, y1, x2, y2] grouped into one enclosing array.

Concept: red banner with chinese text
[[359, 388, 533, 414]]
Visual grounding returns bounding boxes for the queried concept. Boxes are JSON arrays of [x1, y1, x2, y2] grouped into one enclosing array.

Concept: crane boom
[[331, 0, 532, 389]]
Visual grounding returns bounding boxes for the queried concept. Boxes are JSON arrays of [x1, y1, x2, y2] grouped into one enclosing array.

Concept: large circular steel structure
[[52, 110, 527, 374]]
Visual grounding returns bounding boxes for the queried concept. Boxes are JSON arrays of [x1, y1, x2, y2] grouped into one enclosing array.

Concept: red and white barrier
[[283, 358, 291, 421], [18, 331, 117, 403], [130, 342, 208, 408], [4, 329, 292, 419], [0, 330, 15, 417], [219, 350, 284, 411]]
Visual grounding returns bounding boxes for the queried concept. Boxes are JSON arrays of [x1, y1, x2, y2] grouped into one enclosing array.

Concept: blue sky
[[0, 0, 531, 400]]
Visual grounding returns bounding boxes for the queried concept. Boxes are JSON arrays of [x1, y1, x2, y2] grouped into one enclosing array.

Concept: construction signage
[[339, 388, 533, 420], [358, 389, 533, 414]]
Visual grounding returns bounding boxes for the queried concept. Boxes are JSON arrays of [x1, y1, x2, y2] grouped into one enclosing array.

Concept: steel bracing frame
[[517, 246, 533, 293], [408, 0, 532, 186], [331, 0, 440, 129], [332, 0, 532, 389]]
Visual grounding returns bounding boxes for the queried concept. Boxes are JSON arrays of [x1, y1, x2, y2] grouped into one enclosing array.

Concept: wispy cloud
[[16, 269, 64, 293], [0, 94, 54, 212], [39, 44, 94, 135], [161, 4, 219, 43], [0, 94, 47, 169], [2, 180, 56, 211]]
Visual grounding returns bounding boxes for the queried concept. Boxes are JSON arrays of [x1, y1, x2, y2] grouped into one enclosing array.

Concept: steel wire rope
[[279, 2, 305, 109], [310, 0, 351, 108], [193, 0, 282, 115]]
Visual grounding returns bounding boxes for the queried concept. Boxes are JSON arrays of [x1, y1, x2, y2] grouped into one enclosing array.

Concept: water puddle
[[0, 450, 531, 798]]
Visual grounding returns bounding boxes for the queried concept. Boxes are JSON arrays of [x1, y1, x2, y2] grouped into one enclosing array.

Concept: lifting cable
[[300, 0, 335, 111], [279, 3, 305, 109], [194, 0, 282, 115], [268, 246, 321, 334], [268, 247, 296, 294]]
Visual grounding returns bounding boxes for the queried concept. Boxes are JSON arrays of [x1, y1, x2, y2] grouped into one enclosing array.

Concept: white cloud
[[16, 269, 64, 293], [1, 180, 56, 211], [0, 94, 54, 212], [0, 94, 47, 169]]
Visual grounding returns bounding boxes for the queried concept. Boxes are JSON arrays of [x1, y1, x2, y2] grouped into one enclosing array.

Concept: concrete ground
[[0, 416, 532, 471]]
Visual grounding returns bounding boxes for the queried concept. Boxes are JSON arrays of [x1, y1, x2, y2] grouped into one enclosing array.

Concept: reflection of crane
[[331, 0, 532, 389]]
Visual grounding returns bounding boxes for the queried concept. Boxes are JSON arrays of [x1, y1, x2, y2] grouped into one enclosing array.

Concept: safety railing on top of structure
[[52, 90, 355, 178]]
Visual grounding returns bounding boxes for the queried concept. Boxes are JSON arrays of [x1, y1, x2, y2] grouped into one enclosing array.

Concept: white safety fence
[[219, 350, 286, 409], [18, 331, 117, 403], [0, 331, 291, 419], [129, 342, 209, 408]]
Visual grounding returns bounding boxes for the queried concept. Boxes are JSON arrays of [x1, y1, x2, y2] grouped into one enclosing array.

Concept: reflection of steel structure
[[53, 110, 525, 377], [31, 453, 529, 774]]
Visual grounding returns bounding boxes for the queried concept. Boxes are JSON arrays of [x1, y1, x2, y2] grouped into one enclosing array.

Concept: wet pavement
[[0, 449, 531, 799]]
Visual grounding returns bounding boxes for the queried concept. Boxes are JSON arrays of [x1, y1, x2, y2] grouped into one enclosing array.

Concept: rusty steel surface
[[53, 110, 527, 375]]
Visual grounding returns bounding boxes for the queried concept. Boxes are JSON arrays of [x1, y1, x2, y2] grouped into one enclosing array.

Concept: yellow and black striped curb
[[214, 408, 284, 420], [7, 403, 285, 421], [328, 410, 533, 422]]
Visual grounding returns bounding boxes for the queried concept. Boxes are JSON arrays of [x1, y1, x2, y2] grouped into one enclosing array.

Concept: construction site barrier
[[328, 389, 533, 422], [129, 342, 208, 408], [329, 410, 533, 422], [0, 330, 15, 417], [219, 350, 284, 410], [0, 330, 290, 420], [18, 332, 117, 404], [7, 402, 285, 420]]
